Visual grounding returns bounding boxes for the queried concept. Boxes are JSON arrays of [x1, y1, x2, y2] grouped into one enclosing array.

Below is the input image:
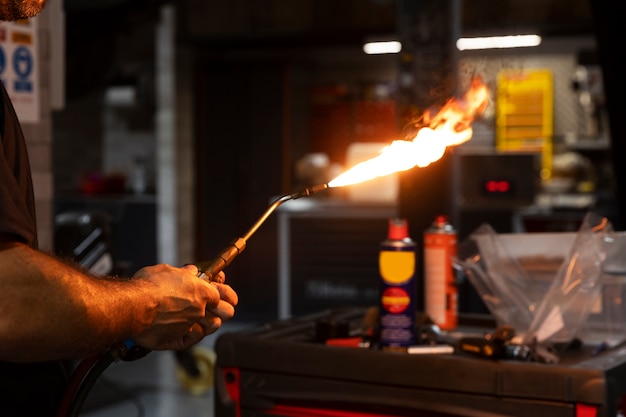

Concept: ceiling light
[[456, 34, 542, 51], [363, 40, 402, 55]]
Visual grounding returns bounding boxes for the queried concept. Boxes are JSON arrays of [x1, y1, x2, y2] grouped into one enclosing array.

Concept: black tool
[[457, 325, 530, 360]]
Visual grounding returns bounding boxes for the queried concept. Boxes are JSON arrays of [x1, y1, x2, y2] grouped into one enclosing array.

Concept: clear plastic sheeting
[[454, 212, 612, 347]]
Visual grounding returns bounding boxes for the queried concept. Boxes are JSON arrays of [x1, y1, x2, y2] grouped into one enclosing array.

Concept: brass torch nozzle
[[290, 183, 329, 199]]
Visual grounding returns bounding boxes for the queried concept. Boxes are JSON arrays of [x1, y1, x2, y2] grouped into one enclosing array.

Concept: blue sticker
[[13, 46, 32, 78], [0, 46, 5, 74], [14, 79, 32, 92], [12, 46, 33, 92]]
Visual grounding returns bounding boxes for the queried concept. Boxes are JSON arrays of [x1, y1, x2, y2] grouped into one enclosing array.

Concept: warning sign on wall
[[0, 17, 39, 123], [496, 68, 554, 180]]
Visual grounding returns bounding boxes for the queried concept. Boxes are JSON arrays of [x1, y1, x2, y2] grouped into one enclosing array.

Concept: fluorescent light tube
[[363, 40, 402, 55], [456, 34, 542, 51]]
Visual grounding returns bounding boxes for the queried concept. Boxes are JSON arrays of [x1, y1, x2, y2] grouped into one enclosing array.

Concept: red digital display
[[484, 179, 512, 194]]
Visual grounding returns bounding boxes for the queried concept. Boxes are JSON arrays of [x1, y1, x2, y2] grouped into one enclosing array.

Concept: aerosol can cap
[[434, 215, 449, 227], [388, 218, 409, 240]]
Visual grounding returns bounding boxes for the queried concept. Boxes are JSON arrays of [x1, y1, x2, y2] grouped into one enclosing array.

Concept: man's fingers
[[212, 283, 238, 306], [208, 300, 235, 321], [197, 316, 222, 334], [212, 271, 226, 283]]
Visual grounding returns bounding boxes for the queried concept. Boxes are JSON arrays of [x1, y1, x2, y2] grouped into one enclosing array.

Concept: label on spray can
[[424, 215, 458, 330], [379, 218, 416, 351]]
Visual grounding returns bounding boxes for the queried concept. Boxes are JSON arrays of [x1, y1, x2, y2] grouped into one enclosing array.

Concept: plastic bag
[[525, 213, 611, 344], [454, 212, 611, 346]]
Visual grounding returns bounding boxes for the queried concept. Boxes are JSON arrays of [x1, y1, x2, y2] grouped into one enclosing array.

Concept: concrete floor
[[78, 320, 258, 417]]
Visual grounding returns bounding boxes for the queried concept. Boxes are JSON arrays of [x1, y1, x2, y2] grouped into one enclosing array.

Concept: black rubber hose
[[65, 351, 117, 417]]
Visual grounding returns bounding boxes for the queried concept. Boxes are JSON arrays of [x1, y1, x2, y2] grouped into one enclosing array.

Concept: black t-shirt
[[0, 83, 68, 415], [0, 82, 37, 246]]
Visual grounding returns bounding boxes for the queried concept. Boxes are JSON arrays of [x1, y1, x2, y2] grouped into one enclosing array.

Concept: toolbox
[[214, 307, 626, 417]]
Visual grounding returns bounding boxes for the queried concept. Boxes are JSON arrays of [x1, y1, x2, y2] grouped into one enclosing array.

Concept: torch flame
[[328, 76, 489, 188]]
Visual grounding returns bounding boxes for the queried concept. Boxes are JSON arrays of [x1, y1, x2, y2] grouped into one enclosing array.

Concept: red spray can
[[423, 215, 458, 330]]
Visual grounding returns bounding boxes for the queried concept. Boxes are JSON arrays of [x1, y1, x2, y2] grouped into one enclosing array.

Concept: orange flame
[[328, 77, 489, 188]]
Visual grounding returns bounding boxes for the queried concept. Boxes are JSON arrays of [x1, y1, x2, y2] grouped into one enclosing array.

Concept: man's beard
[[0, 0, 46, 21]]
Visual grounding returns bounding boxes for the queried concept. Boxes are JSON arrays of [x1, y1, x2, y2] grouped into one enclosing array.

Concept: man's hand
[[132, 264, 238, 351]]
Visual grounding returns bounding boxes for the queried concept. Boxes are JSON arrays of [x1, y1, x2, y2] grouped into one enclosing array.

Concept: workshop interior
[[24, 0, 626, 415]]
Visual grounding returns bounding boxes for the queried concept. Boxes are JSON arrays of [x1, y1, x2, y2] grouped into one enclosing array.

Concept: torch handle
[[195, 237, 247, 282]]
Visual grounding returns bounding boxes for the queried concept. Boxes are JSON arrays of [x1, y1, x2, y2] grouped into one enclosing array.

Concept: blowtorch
[[122, 183, 329, 361], [57, 183, 329, 417], [194, 183, 328, 282]]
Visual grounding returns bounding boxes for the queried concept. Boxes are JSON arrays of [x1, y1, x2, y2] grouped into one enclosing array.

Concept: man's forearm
[[0, 241, 151, 362]]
